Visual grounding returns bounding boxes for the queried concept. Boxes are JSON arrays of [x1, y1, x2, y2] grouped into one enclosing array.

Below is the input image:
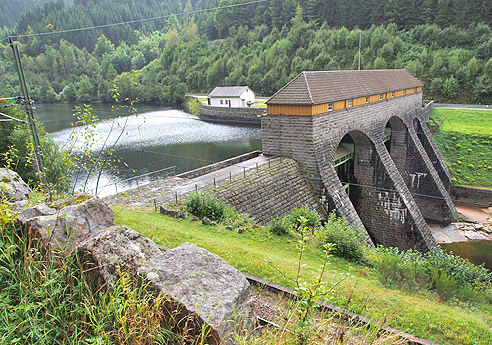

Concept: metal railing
[[86, 166, 177, 197]]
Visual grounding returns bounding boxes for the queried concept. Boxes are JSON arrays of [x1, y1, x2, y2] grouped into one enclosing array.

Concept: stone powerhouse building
[[262, 69, 456, 251]]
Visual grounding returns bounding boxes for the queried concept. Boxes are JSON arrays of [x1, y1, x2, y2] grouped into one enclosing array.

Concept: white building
[[207, 86, 255, 108]]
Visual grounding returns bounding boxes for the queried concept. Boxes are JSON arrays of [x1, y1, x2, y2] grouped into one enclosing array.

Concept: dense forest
[[0, 0, 54, 28], [0, 0, 491, 105]]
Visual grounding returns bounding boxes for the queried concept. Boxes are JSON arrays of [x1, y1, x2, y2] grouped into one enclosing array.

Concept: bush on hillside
[[370, 245, 492, 299], [316, 211, 368, 263], [267, 216, 290, 236], [185, 192, 229, 222], [286, 205, 321, 232]]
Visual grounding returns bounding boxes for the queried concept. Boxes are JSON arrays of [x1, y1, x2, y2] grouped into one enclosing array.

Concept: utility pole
[[9, 37, 46, 183], [358, 32, 361, 70]]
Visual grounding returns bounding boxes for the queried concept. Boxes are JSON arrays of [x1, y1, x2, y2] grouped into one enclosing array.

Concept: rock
[[192, 216, 200, 222], [139, 242, 254, 345], [0, 168, 32, 202], [226, 225, 234, 231], [24, 195, 114, 254], [202, 217, 216, 226], [77, 225, 162, 288], [464, 231, 486, 241], [17, 203, 57, 225], [160, 205, 187, 219]]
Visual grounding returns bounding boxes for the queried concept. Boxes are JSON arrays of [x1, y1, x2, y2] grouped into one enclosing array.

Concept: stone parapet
[[199, 103, 265, 125]]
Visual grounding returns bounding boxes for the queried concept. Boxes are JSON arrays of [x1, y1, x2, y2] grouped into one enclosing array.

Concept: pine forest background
[[0, 0, 492, 105]]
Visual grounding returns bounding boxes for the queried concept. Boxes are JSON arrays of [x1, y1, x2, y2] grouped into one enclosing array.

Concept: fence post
[[269, 158, 271, 168], [154, 198, 157, 212], [195, 183, 198, 192], [214, 178, 216, 188], [175, 191, 178, 203], [256, 163, 258, 172], [243, 167, 246, 178], [115, 183, 118, 195], [229, 171, 232, 182]]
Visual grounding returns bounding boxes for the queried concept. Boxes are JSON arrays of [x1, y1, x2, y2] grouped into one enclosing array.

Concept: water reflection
[[35, 104, 262, 194]]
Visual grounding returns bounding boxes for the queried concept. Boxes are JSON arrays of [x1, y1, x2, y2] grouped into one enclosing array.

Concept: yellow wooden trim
[[267, 104, 313, 115], [266, 87, 423, 116]]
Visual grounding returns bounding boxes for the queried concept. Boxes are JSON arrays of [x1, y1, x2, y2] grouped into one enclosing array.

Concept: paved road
[[433, 103, 492, 110], [105, 154, 271, 208]]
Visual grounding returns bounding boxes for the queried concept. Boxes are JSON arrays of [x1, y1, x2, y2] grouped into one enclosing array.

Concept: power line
[[2, 0, 269, 42]]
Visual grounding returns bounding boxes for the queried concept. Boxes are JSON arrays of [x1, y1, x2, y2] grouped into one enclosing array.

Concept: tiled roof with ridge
[[208, 86, 252, 98], [266, 69, 423, 105]]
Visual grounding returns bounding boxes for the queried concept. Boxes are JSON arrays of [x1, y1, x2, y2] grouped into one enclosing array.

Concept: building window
[[403, 89, 406, 95], [392, 91, 395, 97], [380, 94, 383, 101], [328, 103, 333, 111], [365, 96, 369, 104], [348, 99, 353, 107], [220, 100, 223, 104]]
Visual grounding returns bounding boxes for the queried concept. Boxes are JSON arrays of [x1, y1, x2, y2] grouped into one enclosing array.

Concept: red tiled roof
[[267, 70, 423, 105]]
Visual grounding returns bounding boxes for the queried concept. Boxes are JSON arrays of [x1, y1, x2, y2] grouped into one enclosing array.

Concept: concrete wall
[[199, 103, 265, 125], [262, 93, 454, 251], [177, 151, 261, 179], [213, 157, 327, 225], [450, 186, 492, 207]]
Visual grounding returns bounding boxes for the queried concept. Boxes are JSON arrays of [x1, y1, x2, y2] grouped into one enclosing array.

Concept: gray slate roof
[[267, 69, 423, 105], [208, 86, 251, 98]]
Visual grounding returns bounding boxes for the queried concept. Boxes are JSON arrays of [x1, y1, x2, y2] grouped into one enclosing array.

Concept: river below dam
[[35, 103, 262, 195]]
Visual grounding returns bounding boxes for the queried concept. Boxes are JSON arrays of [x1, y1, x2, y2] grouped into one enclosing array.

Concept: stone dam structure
[[108, 69, 457, 253], [262, 69, 457, 252]]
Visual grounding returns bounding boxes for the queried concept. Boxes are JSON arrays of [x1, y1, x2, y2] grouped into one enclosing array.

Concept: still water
[[441, 241, 492, 271], [35, 103, 262, 195]]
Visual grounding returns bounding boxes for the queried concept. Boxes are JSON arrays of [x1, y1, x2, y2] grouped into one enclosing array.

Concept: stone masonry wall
[[213, 157, 327, 225], [262, 93, 449, 251], [199, 103, 266, 125], [450, 186, 492, 207]]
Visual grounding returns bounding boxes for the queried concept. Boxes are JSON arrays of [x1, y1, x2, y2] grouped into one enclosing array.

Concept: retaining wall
[[450, 186, 492, 207], [213, 157, 327, 224], [177, 151, 262, 179], [199, 103, 265, 125]]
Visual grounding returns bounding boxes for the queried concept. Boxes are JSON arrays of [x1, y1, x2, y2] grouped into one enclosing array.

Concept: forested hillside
[[0, 0, 53, 28], [0, 0, 491, 104]]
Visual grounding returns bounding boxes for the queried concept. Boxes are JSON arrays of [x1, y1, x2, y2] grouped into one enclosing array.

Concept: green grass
[[431, 108, 492, 187], [431, 108, 492, 136], [114, 207, 492, 345]]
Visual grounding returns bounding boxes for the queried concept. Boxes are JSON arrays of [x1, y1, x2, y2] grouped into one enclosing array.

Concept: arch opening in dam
[[262, 69, 455, 251]]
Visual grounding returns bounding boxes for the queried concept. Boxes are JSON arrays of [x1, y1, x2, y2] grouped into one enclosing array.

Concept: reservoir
[[35, 103, 262, 195]]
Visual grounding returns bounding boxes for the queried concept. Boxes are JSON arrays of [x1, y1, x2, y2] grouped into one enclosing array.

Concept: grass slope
[[114, 207, 492, 345], [431, 108, 492, 187]]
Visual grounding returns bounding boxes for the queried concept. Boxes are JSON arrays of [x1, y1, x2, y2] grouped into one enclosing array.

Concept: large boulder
[[139, 242, 254, 345], [23, 195, 114, 254], [77, 225, 162, 288], [17, 203, 57, 225], [0, 168, 32, 202]]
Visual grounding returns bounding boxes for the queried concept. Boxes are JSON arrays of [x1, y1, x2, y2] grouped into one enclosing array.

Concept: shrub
[[268, 216, 290, 236], [423, 247, 492, 288], [371, 246, 429, 289], [430, 268, 458, 300], [286, 205, 321, 231], [315, 212, 367, 263], [370, 245, 492, 298], [184, 192, 227, 222]]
